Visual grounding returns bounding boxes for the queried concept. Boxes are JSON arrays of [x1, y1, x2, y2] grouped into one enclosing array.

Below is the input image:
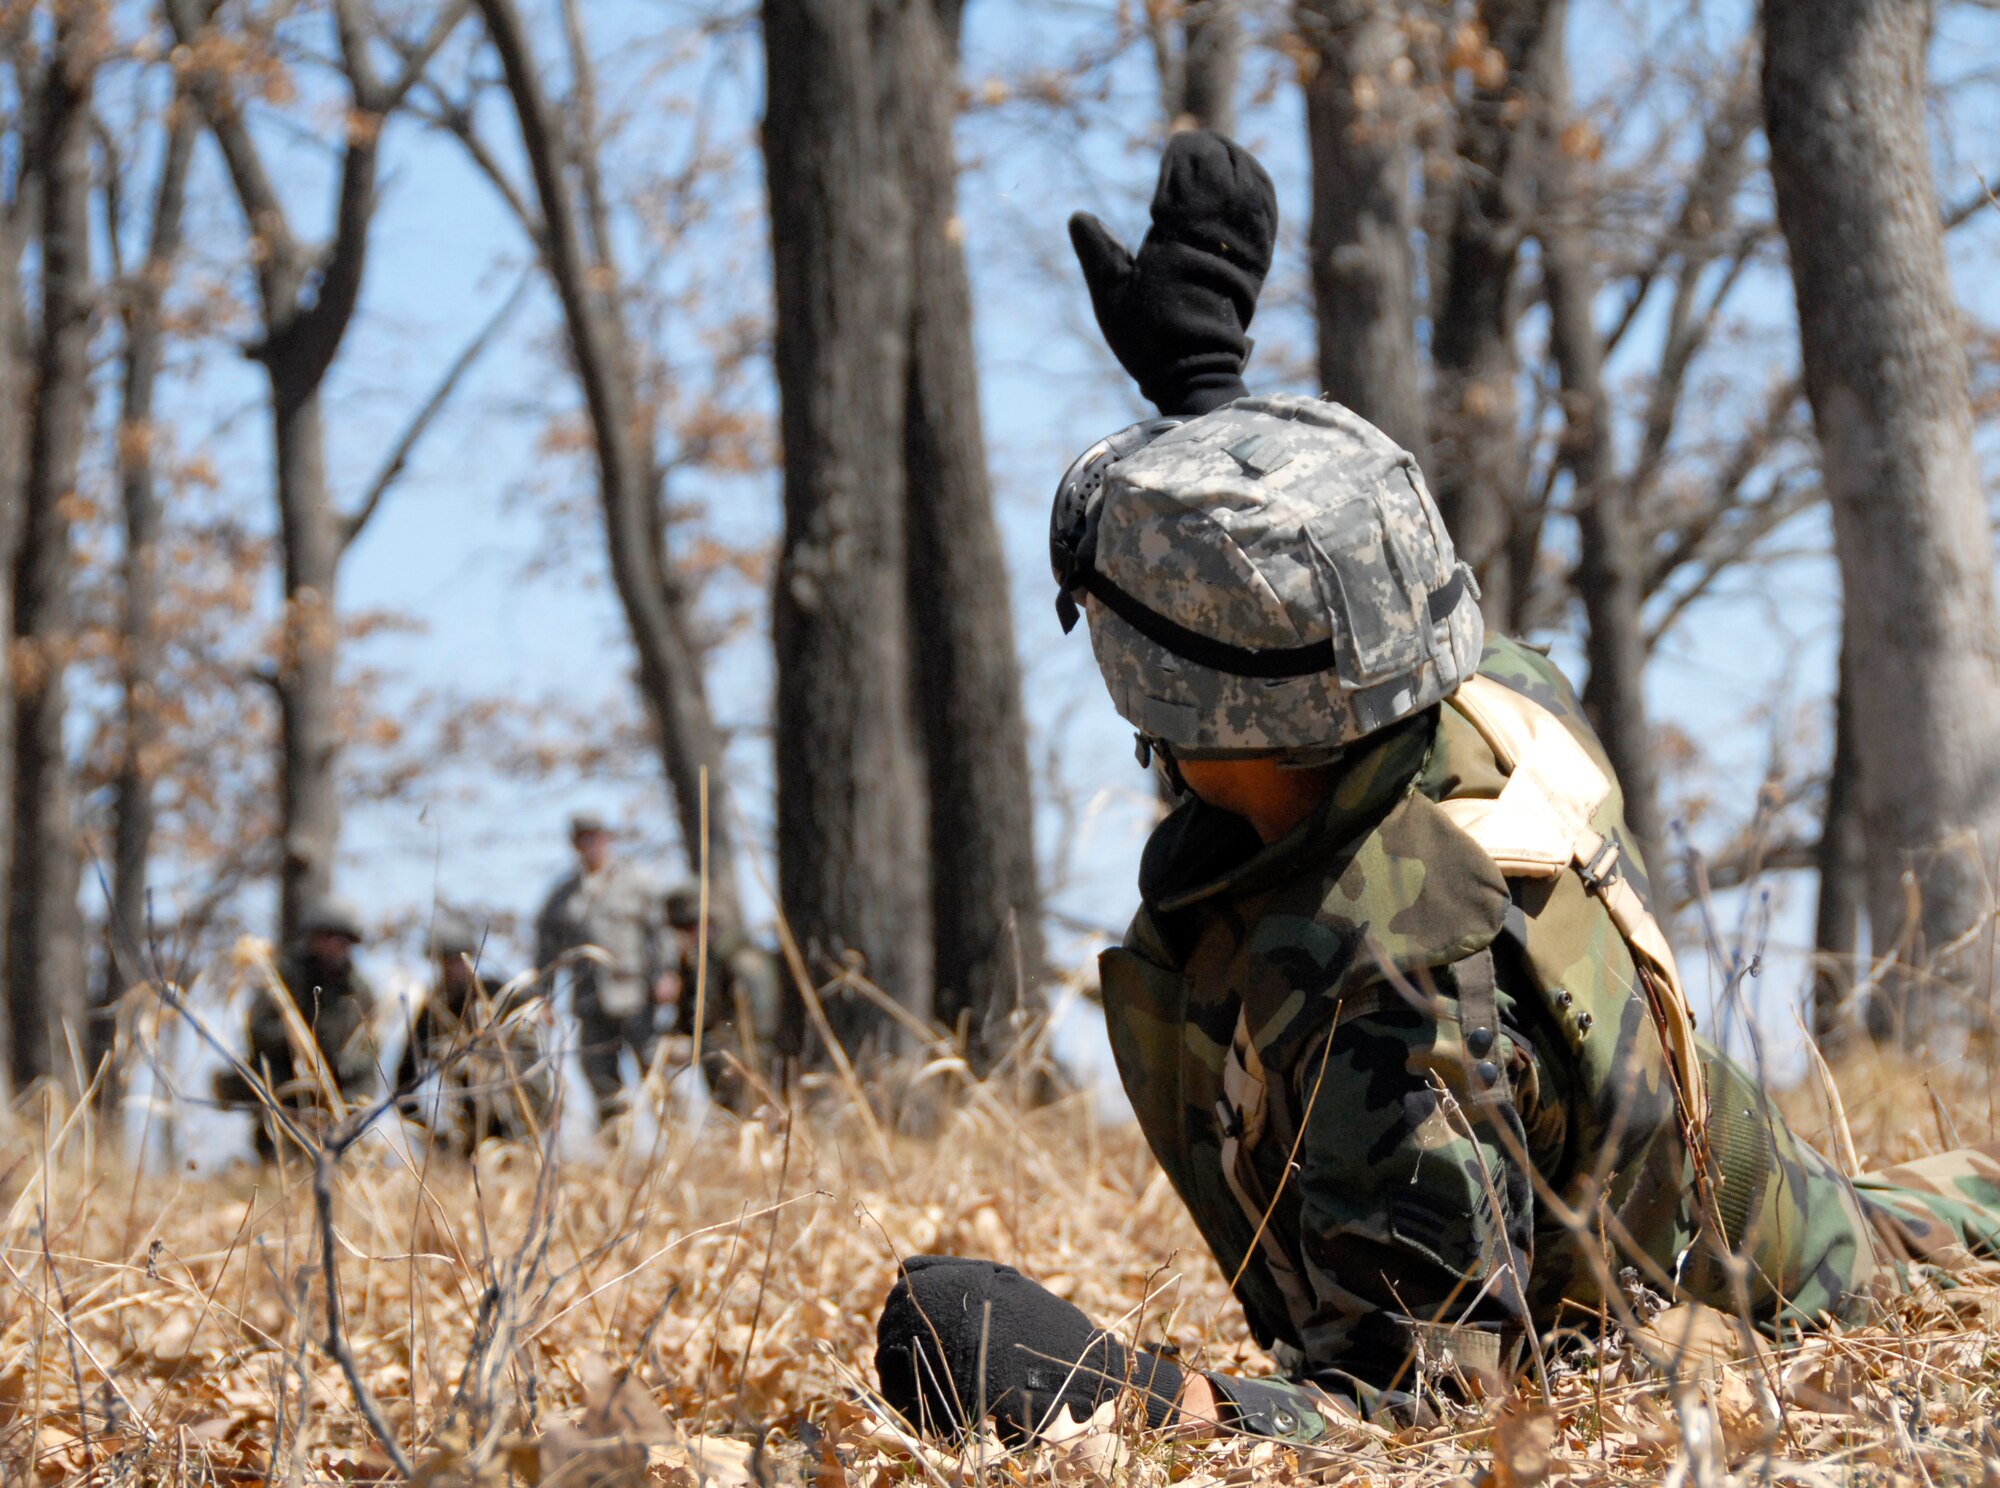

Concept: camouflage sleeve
[[1201, 1371, 1352, 1441], [1285, 995, 1537, 1393], [1202, 1369, 1428, 1439]]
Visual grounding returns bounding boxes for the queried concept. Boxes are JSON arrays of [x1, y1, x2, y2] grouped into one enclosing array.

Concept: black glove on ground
[[875, 1255, 1184, 1441], [1068, 130, 1278, 416]]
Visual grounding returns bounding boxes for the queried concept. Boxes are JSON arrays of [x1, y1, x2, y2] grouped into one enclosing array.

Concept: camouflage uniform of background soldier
[[535, 811, 670, 1126], [397, 909, 554, 1151], [217, 896, 381, 1162], [873, 131, 2000, 1445], [663, 885, 782, 1115]]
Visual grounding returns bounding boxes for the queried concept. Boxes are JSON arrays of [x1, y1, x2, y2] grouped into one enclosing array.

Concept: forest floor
[[3, 1037, 1999, 1486]]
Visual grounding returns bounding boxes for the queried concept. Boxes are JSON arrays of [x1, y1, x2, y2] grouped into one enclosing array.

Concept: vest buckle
[[1578, 837, 1622, 894]]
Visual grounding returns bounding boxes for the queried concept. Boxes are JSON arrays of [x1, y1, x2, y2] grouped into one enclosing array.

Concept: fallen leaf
[[1490, 1402, 1556, 1488]]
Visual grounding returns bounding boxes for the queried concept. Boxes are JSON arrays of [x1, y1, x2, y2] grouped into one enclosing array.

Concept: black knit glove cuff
[[875, 1256, 1184, 1440]]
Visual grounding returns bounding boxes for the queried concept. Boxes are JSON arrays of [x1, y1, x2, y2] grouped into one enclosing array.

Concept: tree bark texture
[[97, 110, 196, 1097], [1153, 0, 1242, 136], [1428, 0, 1554, 629], [1300, 0, 1430, 464], [475, 0, 748, 931], [0, 109, 32, 1085], [764, 0, 932, 1052], [898, 0, 1044, 1058], [1764, 0, 2000, 1040], [8, 7, 96, 1092], [1534, 0, 1661, 868], [1812, 646, 1864, 1048]]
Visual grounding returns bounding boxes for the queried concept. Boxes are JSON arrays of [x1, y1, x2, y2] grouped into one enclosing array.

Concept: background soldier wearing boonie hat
[[398, 908, 551, 1151], [534, 811, 671, 1126], [222, 894, 380, 1160], [873, 130, 2000, 1445]]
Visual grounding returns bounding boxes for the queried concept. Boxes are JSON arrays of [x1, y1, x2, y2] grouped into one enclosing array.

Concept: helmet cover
[[1058, 394, 1483, 754]]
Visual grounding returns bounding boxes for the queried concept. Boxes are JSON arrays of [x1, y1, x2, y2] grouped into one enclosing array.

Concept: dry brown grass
[[3, 1041, 1999, 1486]]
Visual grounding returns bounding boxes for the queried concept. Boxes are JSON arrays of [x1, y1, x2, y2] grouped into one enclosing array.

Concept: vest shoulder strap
[[1440, 676, 1709, 1136]]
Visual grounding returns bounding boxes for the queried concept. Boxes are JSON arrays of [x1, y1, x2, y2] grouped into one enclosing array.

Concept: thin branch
[[1644, 475, 1821, 648], [1625, 235, 1766, 506], [313, 1142, 415, 1479], [162, 0, 296, 286], [341, 271, 531, 549], [1942, 167, 2000, 230], [412, 87, 536, 230], [558, 0, 614, 269], [375, 0, 473, 115], [1601, 55, 1759, 360], [1674, 837, 1820, 907], [1642, 376, 1803, 595]]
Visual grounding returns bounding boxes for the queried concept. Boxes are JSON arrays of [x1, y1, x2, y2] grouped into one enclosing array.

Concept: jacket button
[[1474, 1060, 1501, 1087], [1273, 1408, 1295, 1432], [1465, 1026, 1495, 1058], [1556, 990, 1574, 1009], [1576, 1012, 1594, 1035]]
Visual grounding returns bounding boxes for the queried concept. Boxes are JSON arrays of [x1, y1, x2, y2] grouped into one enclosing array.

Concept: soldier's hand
[[875, 1255, 1183, 1441], [1068, 130, 1278, 416]]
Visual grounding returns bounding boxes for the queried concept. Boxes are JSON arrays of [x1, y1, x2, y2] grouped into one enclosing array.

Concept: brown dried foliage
[[0, 1036, 1998, 1485]]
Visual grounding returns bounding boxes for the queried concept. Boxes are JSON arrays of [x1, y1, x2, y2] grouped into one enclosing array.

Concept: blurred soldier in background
[[222, 896, 381, 1160], [398, 909, 552, 1151], [534, 811, 669, 1126], [661, 883, 782, 1114]]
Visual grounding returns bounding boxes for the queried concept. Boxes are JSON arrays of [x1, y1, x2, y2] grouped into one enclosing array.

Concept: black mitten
[[1068, 130, 1278, 416], [875, 1256, 1184, 1441]]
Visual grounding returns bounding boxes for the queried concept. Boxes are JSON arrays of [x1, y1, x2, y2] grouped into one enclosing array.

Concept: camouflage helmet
[[1050, 394, 1483, 755]]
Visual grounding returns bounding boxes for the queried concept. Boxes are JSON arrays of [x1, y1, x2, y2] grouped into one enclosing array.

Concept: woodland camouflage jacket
[[1098, 636, 1961, 1437]]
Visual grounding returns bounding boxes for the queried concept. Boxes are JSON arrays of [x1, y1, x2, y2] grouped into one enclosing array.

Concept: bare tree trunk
[[1764, 0, 2000, 1043], [1429, 0, 1552, 629], [1812, 644, 1864, 1048], [269, 388, 346, 940], [472, 0, 748, 928], [169, 0, 468, 945], [1300, 0, 1430, 463], [898, 0, 1044, 1060], [97, 111, 196, 1099], [764, 0, 931, 1053], [0, 98, 33, 1088], [1535, 0, 1661, 867], [8, 5, 96, 1092], [1150, 0, 1242, 135]]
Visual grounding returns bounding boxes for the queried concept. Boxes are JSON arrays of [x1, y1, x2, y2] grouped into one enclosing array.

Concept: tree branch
[[558, 0, 615, 269], [355, 0, 470, 116], [1642, 376, 1803, 595], [1942, 169, 1999, 230], [1601, 56, 1759, 361], [411, 87, 536, 231], [1625, 236, 1764, 506], [1644, 474, 1820, 649], [163, 0, 301, 298], [313, 1143, 414, 1479], [341, 271, 530, 550]]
